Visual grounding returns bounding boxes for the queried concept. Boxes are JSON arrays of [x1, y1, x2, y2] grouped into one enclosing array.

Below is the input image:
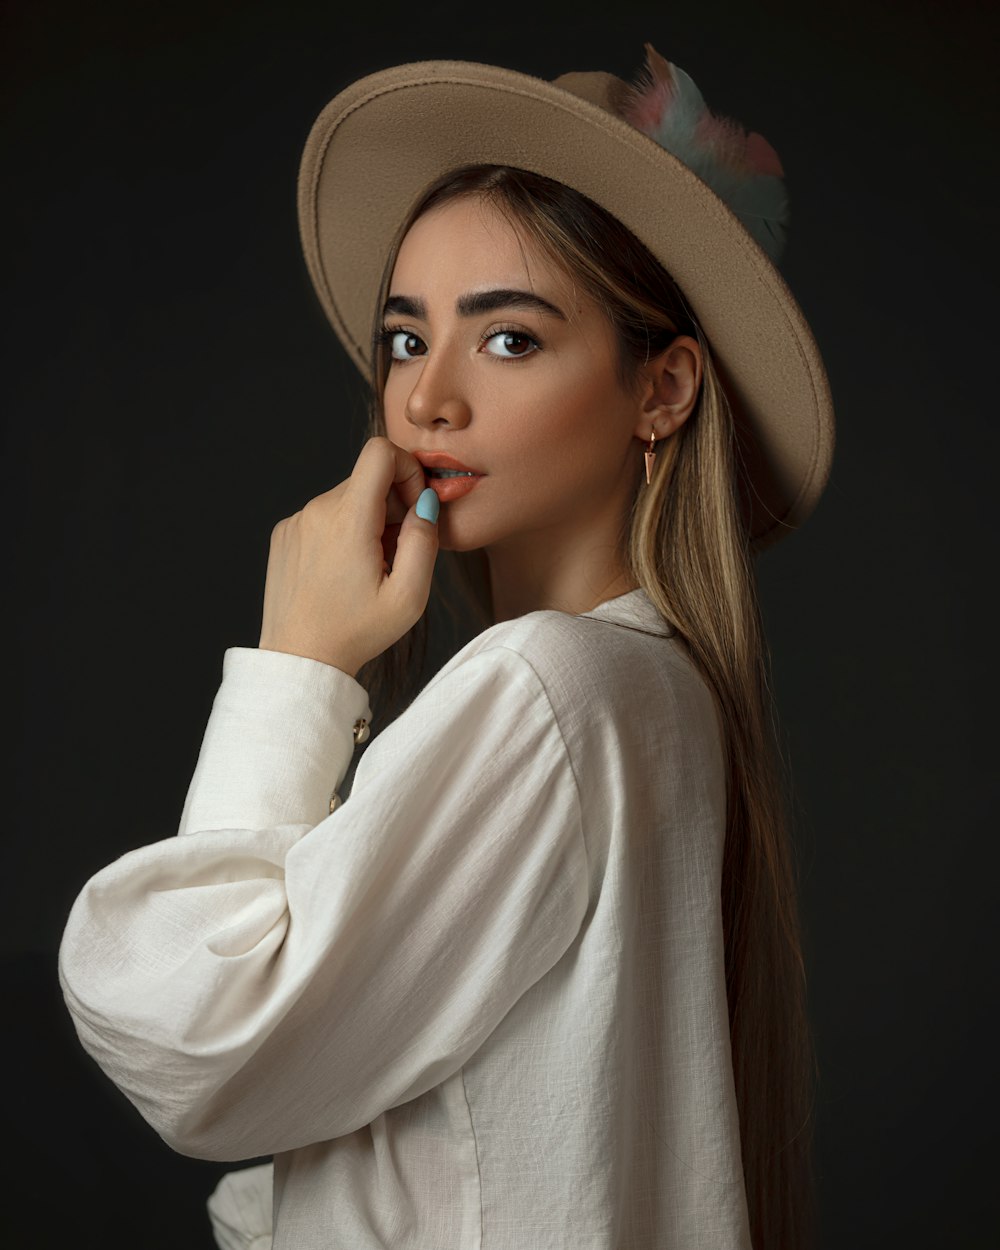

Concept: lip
[[425, 473, 483, 502], [412, 450, 485, 475]]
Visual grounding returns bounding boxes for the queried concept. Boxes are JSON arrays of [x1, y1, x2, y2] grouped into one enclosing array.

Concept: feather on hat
[[620, 44, 790, 264]]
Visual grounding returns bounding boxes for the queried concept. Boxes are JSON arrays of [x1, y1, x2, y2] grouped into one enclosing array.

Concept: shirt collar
[[576, 587, 677, 637]]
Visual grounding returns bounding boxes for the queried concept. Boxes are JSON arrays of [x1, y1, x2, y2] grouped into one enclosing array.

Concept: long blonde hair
[[354, 164, 819, 1250]]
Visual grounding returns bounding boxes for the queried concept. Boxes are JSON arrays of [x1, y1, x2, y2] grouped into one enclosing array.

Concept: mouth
[[423, 472, 484, 502], [412, 450, 486, 501], [412, 450, 485, 476]]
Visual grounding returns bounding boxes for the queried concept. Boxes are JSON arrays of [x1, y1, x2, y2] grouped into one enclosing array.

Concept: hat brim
[[297, 59, 835, 551]]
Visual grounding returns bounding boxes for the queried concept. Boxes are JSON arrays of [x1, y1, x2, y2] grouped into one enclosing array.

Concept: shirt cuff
[[177, 646, 373, 836]]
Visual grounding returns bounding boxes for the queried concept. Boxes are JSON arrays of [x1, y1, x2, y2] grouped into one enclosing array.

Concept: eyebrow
[[383, 288, 567, 322]]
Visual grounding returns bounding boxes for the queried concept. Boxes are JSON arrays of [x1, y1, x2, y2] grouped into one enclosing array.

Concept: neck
[[485, 511, 638, 622]]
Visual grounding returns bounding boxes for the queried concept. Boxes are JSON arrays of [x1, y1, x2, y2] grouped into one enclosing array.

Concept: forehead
[[390, 194, 574, 301]]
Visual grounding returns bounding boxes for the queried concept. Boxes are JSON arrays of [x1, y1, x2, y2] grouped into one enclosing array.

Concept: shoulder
[[357, 621, 583, 795], [427, 609, 595, 692], [431, 602, 712, 725]]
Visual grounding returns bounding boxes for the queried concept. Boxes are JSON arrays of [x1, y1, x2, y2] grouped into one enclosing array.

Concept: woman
[[59, 44, 835, 1250]]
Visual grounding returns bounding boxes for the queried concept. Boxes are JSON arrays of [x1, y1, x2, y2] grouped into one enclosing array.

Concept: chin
[[435, 516, 483, 553]]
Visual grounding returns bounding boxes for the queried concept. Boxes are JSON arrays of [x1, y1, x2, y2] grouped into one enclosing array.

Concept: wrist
[[257, 639, 363, 680]]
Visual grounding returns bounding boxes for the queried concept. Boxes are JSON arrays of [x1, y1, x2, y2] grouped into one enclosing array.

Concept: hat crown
[[550, 70, 631, 115]]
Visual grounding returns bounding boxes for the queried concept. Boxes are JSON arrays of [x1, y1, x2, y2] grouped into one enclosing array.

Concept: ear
[[631, 334, 703, 442]]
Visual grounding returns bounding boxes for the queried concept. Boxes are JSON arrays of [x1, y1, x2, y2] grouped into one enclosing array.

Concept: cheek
[[478, 377, 627, 529], [503, 366, 626, 475]]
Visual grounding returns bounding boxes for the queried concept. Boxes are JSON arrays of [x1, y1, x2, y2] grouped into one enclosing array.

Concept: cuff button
[[353, 717, 370, 744], [328, 790, 342, 814]]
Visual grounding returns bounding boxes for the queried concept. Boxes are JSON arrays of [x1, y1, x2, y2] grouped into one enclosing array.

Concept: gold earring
[[644, 429, 658, 485]]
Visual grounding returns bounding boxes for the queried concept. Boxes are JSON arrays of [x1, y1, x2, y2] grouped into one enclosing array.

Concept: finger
[[350, 437, 427, 550], [385, 483, 411, 528], [386, 441, 428, 509], [355, 437, 425, 515], [385, 488, 439, 611]]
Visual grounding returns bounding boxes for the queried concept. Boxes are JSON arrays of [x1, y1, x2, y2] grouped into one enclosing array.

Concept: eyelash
[[376, 323, 542, 364]]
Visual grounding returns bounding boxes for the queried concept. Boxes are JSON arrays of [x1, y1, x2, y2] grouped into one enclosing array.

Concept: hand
[[258, 436, 438, 676]]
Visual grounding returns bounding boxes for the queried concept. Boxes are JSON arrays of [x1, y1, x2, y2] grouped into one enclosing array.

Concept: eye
[[380, 327, 426, 361], [482, 328, 540, 360]]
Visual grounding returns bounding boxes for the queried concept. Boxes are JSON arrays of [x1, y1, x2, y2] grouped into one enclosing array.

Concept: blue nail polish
[[416, 487, 440, 523]]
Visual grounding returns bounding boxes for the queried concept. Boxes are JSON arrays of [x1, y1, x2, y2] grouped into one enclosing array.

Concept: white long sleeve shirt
[[59, 588, 752, 1249]]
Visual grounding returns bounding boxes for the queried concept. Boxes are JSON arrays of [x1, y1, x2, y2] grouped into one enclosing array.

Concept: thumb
[[387, 486, 440, 610]]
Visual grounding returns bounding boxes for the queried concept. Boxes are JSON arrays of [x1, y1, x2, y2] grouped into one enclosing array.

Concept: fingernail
[[416, 487, 439, 523]]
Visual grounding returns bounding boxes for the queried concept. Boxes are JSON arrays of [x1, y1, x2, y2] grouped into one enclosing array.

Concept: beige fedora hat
[[297, 45, 835, 552]]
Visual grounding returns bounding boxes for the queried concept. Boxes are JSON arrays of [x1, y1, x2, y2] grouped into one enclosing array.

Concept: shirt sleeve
[[58, 642, 589, 1162]]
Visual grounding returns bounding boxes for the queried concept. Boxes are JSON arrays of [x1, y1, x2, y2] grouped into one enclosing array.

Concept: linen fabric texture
[[59, 588, 751, 1248]]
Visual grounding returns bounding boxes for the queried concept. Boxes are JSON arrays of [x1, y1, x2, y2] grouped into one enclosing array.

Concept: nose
[[403, 351, 472, 431]]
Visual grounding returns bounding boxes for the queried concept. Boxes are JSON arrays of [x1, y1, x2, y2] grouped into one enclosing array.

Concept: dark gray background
[[5, 0, 996, 1245]]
